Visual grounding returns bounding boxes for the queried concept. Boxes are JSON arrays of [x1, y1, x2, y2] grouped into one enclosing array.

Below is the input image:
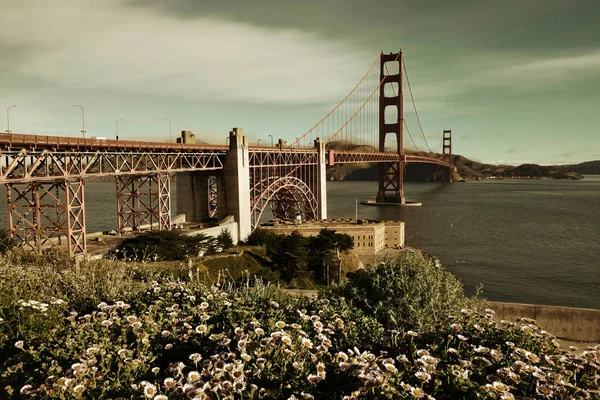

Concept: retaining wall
[[488, 301, 600, 342]]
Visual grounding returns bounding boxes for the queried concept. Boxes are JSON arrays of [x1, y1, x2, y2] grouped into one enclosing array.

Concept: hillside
[[555, 160, 600, 175]]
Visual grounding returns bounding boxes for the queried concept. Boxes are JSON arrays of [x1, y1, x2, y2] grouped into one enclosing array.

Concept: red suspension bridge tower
[[377, 51, 405, 204]]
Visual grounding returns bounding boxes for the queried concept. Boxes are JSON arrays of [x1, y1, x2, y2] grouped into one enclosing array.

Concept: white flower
[[163, 377, 176, 389], [73, 384, 86, 394], [189, 353, 202, 362], [415, 371, 431, 382], [20, 385, 32, 394], [195, 325, 208, 334], [15, 340, 24, 349], [275, 320, 286, 329], [144, 383, 158, 398], [101, 320, 112, 327], [154, 395, 168, 400], [187, 370, 201, 382]]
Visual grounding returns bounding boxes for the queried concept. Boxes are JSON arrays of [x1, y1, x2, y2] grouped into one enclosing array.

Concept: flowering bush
[[325, 254, 485, 332], [1, 254, 599, 399]]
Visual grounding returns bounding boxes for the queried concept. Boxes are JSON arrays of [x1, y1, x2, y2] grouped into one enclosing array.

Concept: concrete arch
[[251, 176, 318, 229]]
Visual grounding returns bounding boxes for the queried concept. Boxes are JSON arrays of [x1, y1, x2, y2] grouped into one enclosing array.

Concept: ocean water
[[1, 176, 598, 309], [326, 177, 600, 310]]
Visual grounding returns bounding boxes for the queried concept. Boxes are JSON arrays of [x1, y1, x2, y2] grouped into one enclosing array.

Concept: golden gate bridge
[[0, 50, 454, 257]]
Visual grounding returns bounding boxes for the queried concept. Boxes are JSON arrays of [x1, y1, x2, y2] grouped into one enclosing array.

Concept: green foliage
[[325, 254, 484, 332], [111, 230, 216, 261], [0, 252, 598, 399], [308, 229, 354, 284], [267, 231, 311, 281], [243, 228, 279, 247], [216, 229, 234, 250], [0, 228, 14, 254]]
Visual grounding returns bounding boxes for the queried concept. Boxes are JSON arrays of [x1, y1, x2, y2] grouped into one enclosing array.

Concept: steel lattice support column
[[156, 173, 172, 230], [377, 51, 405, 204], [5, 179, 86, 256], [208, 175, 218, 218], [116, 174, 171, 234]]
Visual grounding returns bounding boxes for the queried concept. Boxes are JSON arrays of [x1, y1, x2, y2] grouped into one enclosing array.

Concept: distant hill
[[555, 161, 600, 175], [325, 143, 584, 181]]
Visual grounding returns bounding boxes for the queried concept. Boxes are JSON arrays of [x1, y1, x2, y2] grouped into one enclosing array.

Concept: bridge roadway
[[0, 133, 450, 183]]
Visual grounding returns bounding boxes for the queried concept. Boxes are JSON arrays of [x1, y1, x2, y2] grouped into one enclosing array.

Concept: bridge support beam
[[176, 171, 223, 222], [376, 51, 405, 204], [223, 128, 251, 242], [116, 173, 171, 235], [315, 138, 327, 219], [5, 179, 86, 257]]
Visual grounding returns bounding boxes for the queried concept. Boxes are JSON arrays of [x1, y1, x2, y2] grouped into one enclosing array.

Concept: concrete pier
[[222, 128, 252, 242]]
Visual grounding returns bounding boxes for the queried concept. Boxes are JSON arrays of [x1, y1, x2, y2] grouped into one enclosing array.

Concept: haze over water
[[1, 177, 598, 309]]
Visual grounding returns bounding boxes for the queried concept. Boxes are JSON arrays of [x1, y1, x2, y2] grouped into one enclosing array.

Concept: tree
[[216, 229, 234, 250], [112, 230, 216, 261], [268, 230, 309, 281], [309, 229, 354, 284]]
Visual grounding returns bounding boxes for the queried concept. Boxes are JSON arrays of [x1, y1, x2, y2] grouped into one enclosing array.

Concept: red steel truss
[[116, 174, 171, 234], [249, 150, 320, 228], [0, 149, 225, 183], [5, 179, 86, 255]]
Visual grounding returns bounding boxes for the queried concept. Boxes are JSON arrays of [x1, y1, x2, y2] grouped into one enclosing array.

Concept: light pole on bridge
[[6, 105, 16, 135], [163, 118, 172, 143], [257, 138, 261, 146], [268, 134, 273, 146], [115, 119, 123, 140], [73, 105, 86, 138]]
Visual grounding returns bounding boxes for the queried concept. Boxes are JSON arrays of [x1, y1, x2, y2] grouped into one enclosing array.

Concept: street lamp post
[[163, 118, 172, 143], [268, 134, 273, 146], [6, 105, 16, 135], [115, 119, 123, 140], [257, 139, 261, 146], [73, 105, 85, 137]]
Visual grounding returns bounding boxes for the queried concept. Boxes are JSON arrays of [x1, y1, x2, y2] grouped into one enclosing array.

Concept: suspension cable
[[291, 52, 382, 147], [402, 58, 432, 153], [383, 60, 419, 153]]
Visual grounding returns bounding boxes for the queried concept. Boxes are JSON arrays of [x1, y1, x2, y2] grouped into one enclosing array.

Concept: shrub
[[0, 228, 14, 254], [111, 230, 215, 261], [216, 229, 234, 250], [325, 254, 484, 332]]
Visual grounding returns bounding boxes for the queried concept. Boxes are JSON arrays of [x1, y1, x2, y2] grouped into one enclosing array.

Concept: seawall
[[488, 301, 600, 342]]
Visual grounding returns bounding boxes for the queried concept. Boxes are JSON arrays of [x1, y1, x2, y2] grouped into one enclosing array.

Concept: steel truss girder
[[249, 149, 320, 229], [5, 179, 86, 256], [250, 175, 318, 229], [249, 150, 318, 168], [0, 150, 225, 183], [116, 174, 171, 234], [329, 151, 400, 165]]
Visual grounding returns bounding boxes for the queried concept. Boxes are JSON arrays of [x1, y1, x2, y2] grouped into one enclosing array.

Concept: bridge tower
[[442, 129, 453, 183], [376, 51, 405, 204]]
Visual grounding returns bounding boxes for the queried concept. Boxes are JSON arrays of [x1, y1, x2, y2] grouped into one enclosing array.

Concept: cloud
[[506, 148, 523, 154], [505, 51, 600, 79], [0, 0, 372, 105]]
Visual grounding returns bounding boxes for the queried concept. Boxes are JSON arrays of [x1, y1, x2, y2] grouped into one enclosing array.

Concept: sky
[[1, 0, 599, 165]]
